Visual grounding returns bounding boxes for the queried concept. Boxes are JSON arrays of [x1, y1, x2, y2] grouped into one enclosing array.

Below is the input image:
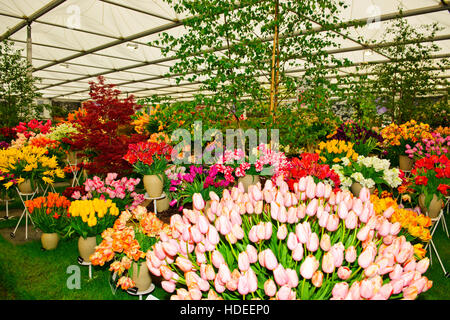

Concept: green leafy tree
[[0, 40, 42, 127]]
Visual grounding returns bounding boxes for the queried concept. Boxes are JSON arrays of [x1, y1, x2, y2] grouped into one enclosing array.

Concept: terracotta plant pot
[[131, 261, 152, 292], [18, 179, 34, 194], [143, 174, 164, 198], [399, 155, 414, 172], [238, 175, 260, 193], [156, 196, 170, 212], [351, 182, 375, 198], [418, 194, 443, 219], [41, 233, 59, 250], [78, 236, 97, 262]]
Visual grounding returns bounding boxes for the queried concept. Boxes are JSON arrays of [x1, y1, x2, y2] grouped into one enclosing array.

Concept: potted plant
[[405, 132, 449, 161], [123, 141, 173, 198], [90, 206, 170, 292], [380, 120, 433, 171], [316, 139, 359, 167], [410, 155, 449, 219], [68, 198, 120, 262], [0, 145, 65, 194], [331, 155, 402, 197], [24, 193, 71, 250]]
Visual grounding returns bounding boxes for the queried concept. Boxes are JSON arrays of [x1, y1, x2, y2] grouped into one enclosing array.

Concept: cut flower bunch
[[123, 141, 173, 175], [316, 140, 359, 166], [145, 176, 432, 300]]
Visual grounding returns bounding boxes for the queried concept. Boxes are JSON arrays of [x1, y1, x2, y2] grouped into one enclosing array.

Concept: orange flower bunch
[[30, 136, 60, 150], [90, 205, 168, 291], [148, 132, 170, 145], [64, 107, 86, 124], [26, 192, 71, 216], [370, 194, 432, 242], [381, 120, 433, 148], [434, 126, 450, 137]]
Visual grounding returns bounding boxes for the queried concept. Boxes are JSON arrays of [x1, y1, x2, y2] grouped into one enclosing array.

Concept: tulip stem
[[226, 236, 239, 261]]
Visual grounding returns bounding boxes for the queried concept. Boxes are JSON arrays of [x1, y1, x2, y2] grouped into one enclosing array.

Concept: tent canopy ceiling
[[0, 0, 449, 102]]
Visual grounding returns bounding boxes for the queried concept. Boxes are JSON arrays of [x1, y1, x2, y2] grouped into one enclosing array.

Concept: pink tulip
[[278, 206, 288, 223], [277, 224, 288, 240], [318, 210, 329, 228], [390, 222, 401, 236], [358, 248, 374, 269], [231, 224, 244, 240], [161, 280, 176, 293], [416, 257, 430, 274], [352, 198, 363, 216], [297, 204, 306, 219], [391, 279, 404, 294], [154, 242, 166, 260], [345, 246, 357, 263], [287, 232, 299, 251], [359, 187, 370, 202], [218, 263, 231, 283], [247, 268, 258, 293], [306, 232, 319, 252], [238, 252, 250, 272], [320, 234, 331, 252], [207, 225, 220, 245], [193, 193, 205, 211], [326, 214, 339, 232], [321, 252, 335, 274], [332, 282, 349, 300], [337, 266, 352, 280], [246, 244, 258, 263], [300, 255, 319, 279], [162, 241, 179, 256], [176, 256, 192, 273], [306, 181, 316, 199], [264, 249, 278, 270], [345, 211, 358, 229], [214, 276, 226, 293], [248, 227, 259, 243], [292, 243, 304, 261], [316, 182, 325, 198], [356, 225, 370, 242], [254, 200, 263, 214], [348, 281, 361, 300], [378, 219, 391, 237], [364, 263, 380, 278], [305, 199, 318, 218], [295, 223, 308, 244], [338, 203, 348, 220], [271, 201, 280, 220], [238, 274, 249, 295], [287, 207, 297, 224], [273, 264, 288, 286], [190, 226, 203, 243], [197, 215, 210, 234], [264, 222, 273, 240], [285, 268, 299, 288], [311, 270, 324, 288], [360, 279, 375, 299], [276, 285, 296, 300], [403, 258, 417, 273], [264, 279, 277, 297], [211, 250, 225, 269], [198, 278, 210, 292], [330, 243, 344, 268]]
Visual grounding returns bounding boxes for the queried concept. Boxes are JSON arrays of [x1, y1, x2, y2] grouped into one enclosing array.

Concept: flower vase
[[238, 175, 260, 193], [143, 174, 164, 198], [78, 236, 97, 263], [156, 197, 170, 212], [41, 233, 59, 250], [418, 194, 443, 219], [131, 261, 152, 292], [399, 155, 414, 172], [351, 182, 375, 198], [18, 179, 34, 194]]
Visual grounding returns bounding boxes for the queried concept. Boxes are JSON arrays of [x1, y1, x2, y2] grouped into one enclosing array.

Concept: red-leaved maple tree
[[70, 76, 147, 177]]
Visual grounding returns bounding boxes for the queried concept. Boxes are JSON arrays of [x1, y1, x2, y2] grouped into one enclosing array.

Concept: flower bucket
[[18, 179, 34, 194], [41, 233, 59, 250], [78, 236, 97, 262], [131, 261, 152, 292], [143, 174, 164, 198], [351, 182, 375, 198], [238, 175, 260, 193], [156, 197, 170, 212], [418, 194, 443, 219], [399, 155, 414, 172]]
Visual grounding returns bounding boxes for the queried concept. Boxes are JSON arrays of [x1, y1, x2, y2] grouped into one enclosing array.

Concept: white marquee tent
[[0, 0, 449, 102]]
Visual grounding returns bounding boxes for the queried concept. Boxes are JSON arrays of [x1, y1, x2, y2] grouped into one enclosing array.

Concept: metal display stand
[[425, 200, 449, 278], [144, 192, 166, 215], [0, 197, 14, 220], [127, 283, 156, 300], [10, 187, 38, 240], [77, 256, 93, 279], [66, 155, 81, 187]]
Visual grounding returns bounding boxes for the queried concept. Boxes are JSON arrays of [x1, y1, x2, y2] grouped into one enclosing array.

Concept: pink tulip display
[[405, 132, 450, 160], [145, 176, 432, 300]]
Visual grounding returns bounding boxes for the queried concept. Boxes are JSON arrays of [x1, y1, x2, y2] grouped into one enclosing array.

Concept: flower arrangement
[[405, 132, 449, 160], [73, 173, 144, 212], [0, 145, 65, 189], [13, 119, 52, 139], [0, 141, 9, 150], [62, 185, 88, 200], [0, 127, 16, 143], [434, 126, 450, 137], [90, 206, 170, 290], [68, 198, 120, 239], [0, 169, 17, 199], [370, 194, 431, 243], [285, 153, 340, 192], [145, 177, 432, 300], [315, 140, 359, 166], [213, 144, 291, 184], [331, 155, 402, 192], [46, 122, 80, 154], [327, 121, 383, 156], [123, 141, 173, 175], [25, 193, 72, 235], [168, 165, 230, 211], [410, 155, 450, 208], [380, 120, 433, 158]]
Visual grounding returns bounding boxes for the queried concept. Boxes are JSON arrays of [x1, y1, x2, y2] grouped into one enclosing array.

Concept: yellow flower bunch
[[370, 194, 432, 242], [131, 113, 150, 135], [69, 198, 119, 227], [0, 145, 64, 189], [316, 139, 358, 164], [381, 120, 433, 147]]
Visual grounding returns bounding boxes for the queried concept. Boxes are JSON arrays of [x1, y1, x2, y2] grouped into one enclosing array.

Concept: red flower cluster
[[285, 153, 341, 191], [412, 155, 450, 179], [437, 184, 449, 196], [14, 119, 52, 138], [123, 141, 173, 166]]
